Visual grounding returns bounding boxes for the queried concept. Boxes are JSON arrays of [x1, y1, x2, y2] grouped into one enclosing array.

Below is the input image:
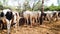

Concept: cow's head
[[5, 11, 13, 20]]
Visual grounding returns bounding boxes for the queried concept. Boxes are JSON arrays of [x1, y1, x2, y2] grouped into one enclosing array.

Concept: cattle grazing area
[[0, 20, 60, 34], [0, 9, 60, 34]]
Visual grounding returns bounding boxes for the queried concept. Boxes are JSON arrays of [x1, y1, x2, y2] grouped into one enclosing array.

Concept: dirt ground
[[0, 21, 60, 34]]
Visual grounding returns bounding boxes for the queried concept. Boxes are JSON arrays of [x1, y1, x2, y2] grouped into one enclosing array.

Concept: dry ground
[[0, 20, 60, 34]]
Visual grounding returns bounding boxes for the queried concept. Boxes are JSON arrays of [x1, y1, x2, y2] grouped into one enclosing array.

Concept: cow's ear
[[0, 12, 4, 17]]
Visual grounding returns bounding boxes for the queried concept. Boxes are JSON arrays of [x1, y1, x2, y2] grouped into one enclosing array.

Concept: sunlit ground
[[0, 20, 60, 34]]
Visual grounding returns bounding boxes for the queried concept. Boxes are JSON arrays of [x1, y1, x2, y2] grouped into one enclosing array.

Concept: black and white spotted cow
[[0, 9, 19, 34]]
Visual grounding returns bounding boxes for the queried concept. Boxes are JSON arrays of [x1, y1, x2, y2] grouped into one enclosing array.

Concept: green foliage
[[31, 0, 42, 11], [23, 0, 32, 11], [44, 4, 60, 11], [0, 5, 3, 10], [0, 1, 3, 10], [3, 6, 10, 9]]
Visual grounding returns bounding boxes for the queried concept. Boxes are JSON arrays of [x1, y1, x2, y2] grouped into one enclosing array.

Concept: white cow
[[43, 11, 53, 23], [23, 11, 31, 26]]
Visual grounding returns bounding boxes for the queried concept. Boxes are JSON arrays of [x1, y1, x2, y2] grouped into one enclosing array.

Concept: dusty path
[[0, 21, 60, 34]]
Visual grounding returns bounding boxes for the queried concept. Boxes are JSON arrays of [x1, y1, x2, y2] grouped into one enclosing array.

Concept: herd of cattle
[[0, 9, 60, 34]]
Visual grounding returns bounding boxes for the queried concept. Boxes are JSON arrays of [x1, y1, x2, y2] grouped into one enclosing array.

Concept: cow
[[53, 11, 60, 21], [51, 11, 58, 21], [18, 11, 26, 26], [19, 17, 25, 26], [13, 11, 20, 30], [2, 9, 13, 34], [30, 11, 40, 26], [40, 11, 53, 24], [0, 9, 19, 34], [37, 11, 41, 24], [23, 11, 31, 26], [42, 11, 59, 23]]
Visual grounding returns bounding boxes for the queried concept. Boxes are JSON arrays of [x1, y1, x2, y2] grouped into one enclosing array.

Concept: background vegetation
[[0, 0, 60, 11]]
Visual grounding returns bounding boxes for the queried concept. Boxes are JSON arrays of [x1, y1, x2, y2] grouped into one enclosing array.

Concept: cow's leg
[[49, 16, 52, 23], [2, 23, 4, 29], [16, 14, 20, 30], [27, 18, 28, 26], [15, 15, 20, 31], [56, 15, 58, 21], [53, 16, 56, 21], [47, 16, 51, 23], [14, 22, 17, 33], [32, 18, 35, 24], [30, 17, 32, 27], [6, 19, 11, 34], [36, 17, 37, 23], [24, 17, 27, 26], [38, 17, 40, 23], [37, 17, 40, 23], [13, 19, 18, 33], [17, 17, 20, 30], [0, 23, 3, 30], [56, 13, 59, 21]]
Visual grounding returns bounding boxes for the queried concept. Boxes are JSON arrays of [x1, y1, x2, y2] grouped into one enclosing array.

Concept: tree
[[40, 0, 44, 25], [0, 1, 3, 10], [3, 0, 8, 6], [57, 0, 60, 6], [0, 1, 2, 5], [32, 0, 42, 11], [23, 0, 31, 11]]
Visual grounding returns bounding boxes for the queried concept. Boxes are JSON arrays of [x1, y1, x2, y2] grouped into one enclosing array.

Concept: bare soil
[[0, 21, 60, 34]]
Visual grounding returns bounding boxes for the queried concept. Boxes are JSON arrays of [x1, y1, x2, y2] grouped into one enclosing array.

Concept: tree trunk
[[40, 0, 44, 25]]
